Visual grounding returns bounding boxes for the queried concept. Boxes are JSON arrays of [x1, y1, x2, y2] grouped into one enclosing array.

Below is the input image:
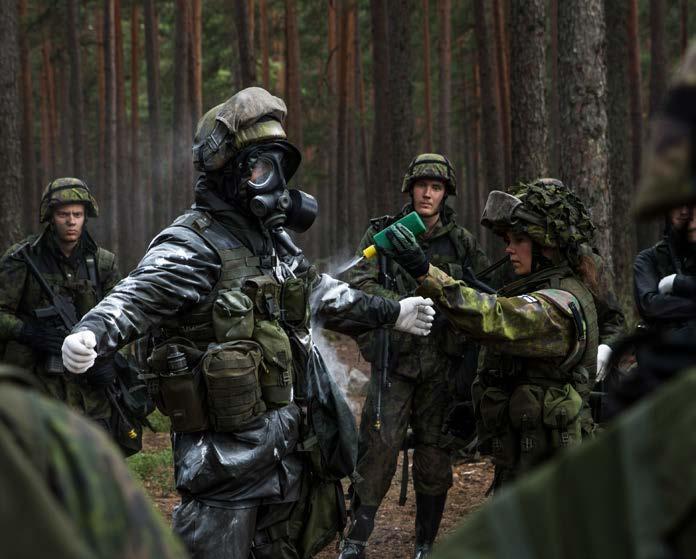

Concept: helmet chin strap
[[531, 243, 553, 273]]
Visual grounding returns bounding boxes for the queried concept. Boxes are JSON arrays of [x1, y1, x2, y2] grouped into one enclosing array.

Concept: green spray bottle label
[[362, 211, 426, 259]]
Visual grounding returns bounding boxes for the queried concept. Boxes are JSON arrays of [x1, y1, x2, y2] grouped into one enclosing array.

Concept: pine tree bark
[[605, 0, 635, 313], [39, 46, 52, 186], [354, 5, 369, 202], [114, 0, 131, 256], [558, 0, 612, 281], [0, 0, 23, 242], [259, 0, 270, 89], [191, 0, 202, 122], [18, 0, 36, 232], [509, 0, 547, 183], [549, 0, 560, 177], [66, 0, 84, 178], [492, 0, 510, 184], [628, 0, 642, 187], [649, 0, 666, 116], [387, 0, 415, 210], [95, 6, 106, 195], [474, 0, 504, 196], [57, 57, 73, 175], [284, 0, 302, 150], [172, 0, 192, 217], [143, 0, 163, 234], [369, 0, 392, 215], [103, 0, 118, 252], [422, 0, 433, 152], [234, 0, 257, 87], [437, 0, 452, 156], [324, 0, 338, 257], [130, 1, 145, 254], [336, 1, 351, 256], [43, 38, 58, 177]]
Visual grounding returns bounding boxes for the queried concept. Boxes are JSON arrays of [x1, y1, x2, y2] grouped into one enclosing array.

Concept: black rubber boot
[[337, 505, 378, 559], [413, 493, 447, 559]]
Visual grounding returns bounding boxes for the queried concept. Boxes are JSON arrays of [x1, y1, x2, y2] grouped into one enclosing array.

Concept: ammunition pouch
[[477, 386, 515, 468], [147, 338, 209, 433], [543, 383, 583, 449], [213, 288, 255, 342], [201, 340, 266, 432], [508, 384, 547, 469]]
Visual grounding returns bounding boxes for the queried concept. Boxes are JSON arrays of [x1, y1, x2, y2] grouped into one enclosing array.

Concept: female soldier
[[384, 179, 599, 489]]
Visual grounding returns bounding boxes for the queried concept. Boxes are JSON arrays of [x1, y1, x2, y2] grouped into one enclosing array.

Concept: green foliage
[[147, 409, 171, 433], [127, 447, 174, 495]]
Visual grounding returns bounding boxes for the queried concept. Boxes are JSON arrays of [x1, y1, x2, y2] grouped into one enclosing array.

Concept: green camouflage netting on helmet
[[39, 178, 99, 222], [482, 180, 595, 251], [401, 153, 457, 195], [635, 43, 696, 219], [193, 87, 289, 172]]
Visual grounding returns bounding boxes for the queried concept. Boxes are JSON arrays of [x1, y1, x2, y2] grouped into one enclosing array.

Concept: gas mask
[[226, 142, 318, 255]]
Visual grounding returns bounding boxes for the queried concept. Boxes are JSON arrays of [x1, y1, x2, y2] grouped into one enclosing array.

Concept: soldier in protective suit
[[383, 179, 600, 490], [61, 87, 435, 559], [341, 154, 489, 559], [0, 179, 120, 426], [431, 42, 696, 559]]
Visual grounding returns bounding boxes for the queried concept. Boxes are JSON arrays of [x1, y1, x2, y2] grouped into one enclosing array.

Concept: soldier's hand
[[17, 323, 65, 354], [394, 296, 436, 336], [62, 330, 98, 374], [383, 223, 430, 278], [658, 273, 676, 294], [596, 343, 613, 383]]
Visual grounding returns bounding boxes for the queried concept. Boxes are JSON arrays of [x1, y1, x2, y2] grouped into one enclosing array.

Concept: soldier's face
[[412, 179, 446, 218], [504, 232, 533, 275], [52, 204, 85, 244], [670, 205, 691, 231]]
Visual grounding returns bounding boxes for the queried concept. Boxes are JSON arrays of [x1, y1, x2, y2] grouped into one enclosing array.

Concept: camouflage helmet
[[401, 153, 457, 195], [193, 87, 291, 172], [481, 179, 595, 250], [635, 43, 696, 219], [39, 178, 99, 223]]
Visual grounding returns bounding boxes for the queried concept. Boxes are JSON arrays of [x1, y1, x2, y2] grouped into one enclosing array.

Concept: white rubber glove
[[658, 273, 676, 295], [394, 296, 436, 336], [62, 330, 98, 374], [596, 343, 613, 383]]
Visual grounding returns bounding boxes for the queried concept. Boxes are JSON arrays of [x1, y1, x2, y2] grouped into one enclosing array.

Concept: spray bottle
[[361, 211, 427, 260]]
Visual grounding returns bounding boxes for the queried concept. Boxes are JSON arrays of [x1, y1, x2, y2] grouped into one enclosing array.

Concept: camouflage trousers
[[354, 351, 454, 506], [37, 372, 112, 421]]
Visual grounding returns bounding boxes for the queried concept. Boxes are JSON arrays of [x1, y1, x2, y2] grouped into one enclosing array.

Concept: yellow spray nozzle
[[362, 245, 378, 260]]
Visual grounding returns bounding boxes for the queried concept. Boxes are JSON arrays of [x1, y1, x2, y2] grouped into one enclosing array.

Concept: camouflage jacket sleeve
[[75, 227, 220, 354], [310, 273, 401, 336], [0, 377, 187, 559], [96, 247, 122, 295], [416, 265, 574, 358], [595, 292, 627, 348], [0, 245, 29, 341], [349, 225, 402, 300], [432, 368, 696, 559]]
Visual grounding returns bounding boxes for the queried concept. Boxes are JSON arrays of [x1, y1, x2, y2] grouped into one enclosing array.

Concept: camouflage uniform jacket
[[0, 363, 186, 559], [351, 204, 489, 362], [432, 366, 696, 559], [0, 227, 119, 417]]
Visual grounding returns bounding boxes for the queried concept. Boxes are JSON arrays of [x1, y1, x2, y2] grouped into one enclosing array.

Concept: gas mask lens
[[248, 157, 275, 189]]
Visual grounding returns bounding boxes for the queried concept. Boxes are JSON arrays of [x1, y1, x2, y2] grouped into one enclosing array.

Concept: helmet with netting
[[481, 179, 595, 251], [39, 178, 99, 223], [401, 153, 457, 195]]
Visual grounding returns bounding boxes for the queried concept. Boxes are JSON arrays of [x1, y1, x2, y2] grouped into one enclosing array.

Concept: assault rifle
[[374, 252, 392, 430], [461, 255, 510, 294]]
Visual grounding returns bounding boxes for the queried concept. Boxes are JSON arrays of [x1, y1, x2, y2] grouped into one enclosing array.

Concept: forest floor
[[130, 333, 493, 558]]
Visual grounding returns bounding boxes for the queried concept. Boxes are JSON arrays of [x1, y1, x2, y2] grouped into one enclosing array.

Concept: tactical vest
[[150, 210, 308, 433]]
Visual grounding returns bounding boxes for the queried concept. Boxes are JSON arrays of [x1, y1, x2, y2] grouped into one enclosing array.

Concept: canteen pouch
[[477, 386, 515, 468], [213, 288, 255, 342], [253, 319, 294, 407], [202, 340, 266, 432], [543, 383, 583, 449], [280, 277, 309, 328], [149, 338, 208, 433], [508, 384, 547, 469]]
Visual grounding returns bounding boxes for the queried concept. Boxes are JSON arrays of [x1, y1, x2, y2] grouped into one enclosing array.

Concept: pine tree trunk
[[422, 0, 433, 152], [131, 1, 145, 254], [369, 0, 392, 215], [323, 0, 338, 257], [354, 5, 369, 206], [474, 0, 504, 196], [114, 0, 131, 257], [510, 0, 547, 183], [628, 0, 642, 187], [66, 0, 84, 178], [103, 0, 118, 253], [259, 0, 270, 89], [95, 6, 106, 198], [605, 0, 635, 313], [57, 57, 73, 175], [0, 0, 23, 242], [191, 0, 202, 123], [649, 0, 666, 116], [437, 0, 452, 156], [172, 0, 192, 218], [549, 0, 560, 177], [18, 0, 36, 232], [387, 0, 414, 210], [39, 46, 52, 187], [492, 0, 510, 184], [336, 1, 351, 256], [234, 0, 257, 87], [284, 0, 302, 150], [471, 57, 485, 243], [143, 0, 164, 234], [558, 0, 612, 282]]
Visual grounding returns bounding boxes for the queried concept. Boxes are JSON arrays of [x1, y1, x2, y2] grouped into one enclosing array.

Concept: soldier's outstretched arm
[[416, 265, 574, 358], [70, 227, 220, 356]]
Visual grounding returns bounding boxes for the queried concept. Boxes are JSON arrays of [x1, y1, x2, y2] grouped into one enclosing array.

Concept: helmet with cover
[[481, 179, 595, 253], [401, 153, 457, 195], [39, 178, 99, 223], [635, 43, 696, 219]]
